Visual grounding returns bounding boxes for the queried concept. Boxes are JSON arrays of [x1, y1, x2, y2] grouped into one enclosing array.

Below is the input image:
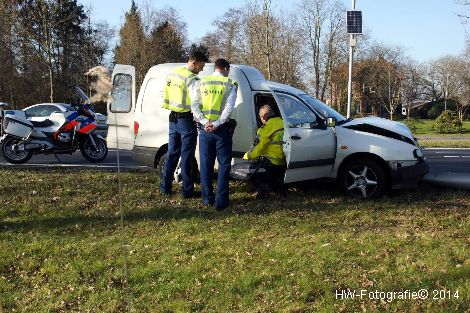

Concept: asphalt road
[[424, 148, 470, 175], [0, 149, 148, 170], [0, 148, 469, 175]]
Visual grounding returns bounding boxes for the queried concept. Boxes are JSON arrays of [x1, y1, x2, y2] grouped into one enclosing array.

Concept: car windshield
[[299, 94, 347, 123]]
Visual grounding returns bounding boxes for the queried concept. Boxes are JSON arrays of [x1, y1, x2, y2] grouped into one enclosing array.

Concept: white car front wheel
[[339, 158, 387, 198]]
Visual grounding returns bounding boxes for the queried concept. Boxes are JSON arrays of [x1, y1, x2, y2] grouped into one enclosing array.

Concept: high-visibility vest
[[162, 66, 199, 112], [200, 75, 236, 121], [243, 117, 286, 165]]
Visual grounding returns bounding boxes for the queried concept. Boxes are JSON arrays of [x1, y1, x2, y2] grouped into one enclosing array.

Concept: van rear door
[[271, 90, 336, 183], [107, 64, 136, 150]]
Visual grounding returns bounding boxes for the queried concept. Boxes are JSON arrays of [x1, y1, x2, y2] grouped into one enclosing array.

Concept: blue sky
[[79, 0, 468, 63]]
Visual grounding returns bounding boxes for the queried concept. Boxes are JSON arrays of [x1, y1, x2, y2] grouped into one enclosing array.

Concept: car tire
[[338, 158, 387, 199]]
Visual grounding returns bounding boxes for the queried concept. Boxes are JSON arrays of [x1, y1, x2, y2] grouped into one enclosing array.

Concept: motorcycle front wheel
[[1, 136, 33, 164], [79, 136, 108, 163]]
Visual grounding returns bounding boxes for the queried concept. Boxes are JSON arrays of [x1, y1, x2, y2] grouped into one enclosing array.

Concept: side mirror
[[327, 117, 337, 127], [0, 102, 8, 109]]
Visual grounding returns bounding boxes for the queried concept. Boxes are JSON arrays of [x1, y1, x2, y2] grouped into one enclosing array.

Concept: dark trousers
[[199, 123, 232, 209], [160, 116, 197, 196], [251, 163, 286, 196]]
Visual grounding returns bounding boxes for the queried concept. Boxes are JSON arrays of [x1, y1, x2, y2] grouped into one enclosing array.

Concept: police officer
[[243, 104, 287, 197], [160, 51, 208, 198], [191, 59, 237, 210]]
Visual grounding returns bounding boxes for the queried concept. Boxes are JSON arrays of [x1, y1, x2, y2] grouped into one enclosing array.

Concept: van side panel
[[135, 77, 169, 148], [133, 64, 257, 166]]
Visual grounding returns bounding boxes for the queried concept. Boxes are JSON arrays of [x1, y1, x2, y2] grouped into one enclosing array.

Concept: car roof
[[253, 80, 306, 95]]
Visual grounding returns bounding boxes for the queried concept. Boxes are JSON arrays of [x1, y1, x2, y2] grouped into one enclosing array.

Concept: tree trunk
[[48, 64, 54, 103]]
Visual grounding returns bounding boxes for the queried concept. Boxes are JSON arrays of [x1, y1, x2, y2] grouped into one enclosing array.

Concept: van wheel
[[157, 152, 198, 183], [339, 158, 387, 199]]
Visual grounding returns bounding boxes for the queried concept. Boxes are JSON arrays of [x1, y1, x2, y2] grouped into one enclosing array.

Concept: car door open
[[270, 90, 337, 183]]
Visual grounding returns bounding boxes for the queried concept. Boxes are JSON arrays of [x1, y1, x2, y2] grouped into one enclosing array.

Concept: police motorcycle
[[0, 87, 108, 164]]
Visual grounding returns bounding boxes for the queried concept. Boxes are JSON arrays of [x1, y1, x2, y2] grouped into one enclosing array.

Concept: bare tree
[[457, 60, 470, 120], [432, 56, 465, 111], [202, 8, 244, 62], [201, 1, 303, 87], [244, 0, 275, 80], [400, 59, 428, 116], [0, 0, 18, 106], [422, 55, 470, 121], [421, 63, 443, 102], [15, 0, 59, 102], [456, 0, 470, 19], [298, 0, 347, 102], [356, 43, 405, 120]]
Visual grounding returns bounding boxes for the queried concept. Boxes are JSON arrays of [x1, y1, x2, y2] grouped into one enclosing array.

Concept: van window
[[111, 74, 132, 113], [141, 78, 162, 113], [276, 93, 317, 128]]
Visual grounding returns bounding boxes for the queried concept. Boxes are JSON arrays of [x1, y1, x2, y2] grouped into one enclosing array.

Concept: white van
[[107, 63, 428, 198]]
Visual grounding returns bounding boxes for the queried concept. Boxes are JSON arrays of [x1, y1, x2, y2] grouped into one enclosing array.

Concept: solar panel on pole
[[347, 11, 362, 34]]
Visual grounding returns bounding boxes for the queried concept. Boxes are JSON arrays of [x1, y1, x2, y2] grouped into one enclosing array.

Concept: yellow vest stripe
[[200, 76, 235, 121]]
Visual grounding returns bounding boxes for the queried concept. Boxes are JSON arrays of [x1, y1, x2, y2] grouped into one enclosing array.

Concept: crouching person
[[243, 104, 287, 198]]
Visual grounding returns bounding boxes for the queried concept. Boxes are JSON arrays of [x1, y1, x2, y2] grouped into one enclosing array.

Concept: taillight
[[134, 121, 139, 137]]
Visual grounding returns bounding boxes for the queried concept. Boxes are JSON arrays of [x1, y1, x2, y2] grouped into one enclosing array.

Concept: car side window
[[24, 106, 41, 117], [41, 105, 58, 117], [275, 93, 317, 128], [111, 74, 132, 113]]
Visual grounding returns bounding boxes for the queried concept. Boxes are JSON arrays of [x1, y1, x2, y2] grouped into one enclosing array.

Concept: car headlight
[[413, 149, 423, 158]]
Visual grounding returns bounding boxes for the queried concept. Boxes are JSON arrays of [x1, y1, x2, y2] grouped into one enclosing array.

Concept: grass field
[[408, 120, 470, 148], [412, 120, 470, 135], [0, 169, 469, 312], [418, 140, 470, 148]]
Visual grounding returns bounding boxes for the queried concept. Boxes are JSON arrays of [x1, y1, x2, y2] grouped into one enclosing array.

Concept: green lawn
[[0, 170, 469, 312], [405, 119, 470, 147], [412, 120, 470, 135]]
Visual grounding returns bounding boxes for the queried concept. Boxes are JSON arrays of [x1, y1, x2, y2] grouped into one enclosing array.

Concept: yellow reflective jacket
[[162, 66, 198, 112], [243, 117, 286, 165], [200, 75, 236, 121]]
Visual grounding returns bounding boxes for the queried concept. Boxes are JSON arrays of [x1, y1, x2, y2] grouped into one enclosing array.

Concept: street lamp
[[346, 1, 362, 118]]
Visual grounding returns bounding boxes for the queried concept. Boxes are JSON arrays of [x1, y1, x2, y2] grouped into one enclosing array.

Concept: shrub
[[427, 103, 443, 119], [403, 118, 422, 133], [432, 110, 462, 134]]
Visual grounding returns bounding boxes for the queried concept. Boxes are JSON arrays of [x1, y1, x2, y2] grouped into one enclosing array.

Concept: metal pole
[[347, 44, 354, 118], [346, 0, 356, 119], [444, 74, 448, 111]]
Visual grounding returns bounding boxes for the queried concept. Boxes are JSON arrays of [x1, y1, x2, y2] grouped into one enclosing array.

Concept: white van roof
[[145, 63, 307, 95]]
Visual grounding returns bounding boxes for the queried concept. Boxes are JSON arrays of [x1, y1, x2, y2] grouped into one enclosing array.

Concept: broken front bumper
[[389, 159, 430, 189]]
